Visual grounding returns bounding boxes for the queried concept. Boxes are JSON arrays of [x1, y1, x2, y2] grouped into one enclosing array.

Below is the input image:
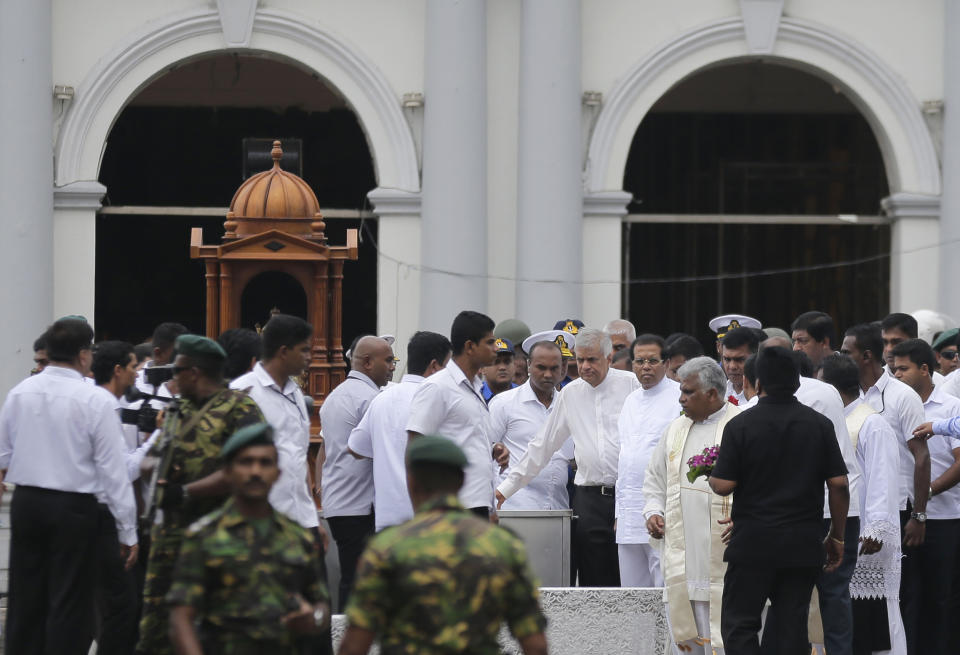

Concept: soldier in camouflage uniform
[[168, 423, 330, 655], [136, 335, 265, 655], [338, 435, 548, 655]]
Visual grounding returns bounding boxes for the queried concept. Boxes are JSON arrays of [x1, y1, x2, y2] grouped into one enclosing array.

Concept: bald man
[[319, 335, 395, 610]]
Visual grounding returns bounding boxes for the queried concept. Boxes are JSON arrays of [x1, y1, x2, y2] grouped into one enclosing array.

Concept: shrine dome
[[224, 140, 325, 240]]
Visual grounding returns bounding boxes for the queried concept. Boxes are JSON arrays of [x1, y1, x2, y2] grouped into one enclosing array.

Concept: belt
[[578, 484, 616, 497]]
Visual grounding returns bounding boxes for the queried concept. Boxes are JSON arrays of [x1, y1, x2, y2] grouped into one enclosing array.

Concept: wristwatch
[[911, 511, 927, 523], [313, 607, 326, 628]]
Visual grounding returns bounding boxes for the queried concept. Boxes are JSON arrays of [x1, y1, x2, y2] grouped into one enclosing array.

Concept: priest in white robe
[[644, 356, 741, 654]]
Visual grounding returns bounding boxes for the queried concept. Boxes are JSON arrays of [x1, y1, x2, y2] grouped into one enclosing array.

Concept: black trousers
[[93, 504, 138, 655], [326, 513, 375, 612], [6, 486, 99, 655], [899, 510, 960, 655], [572, 486, 619, 587], [722, 561, 820, 655]]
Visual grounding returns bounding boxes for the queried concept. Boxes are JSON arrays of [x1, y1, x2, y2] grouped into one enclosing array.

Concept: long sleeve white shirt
[[616, 375, 681, 544], [0, 366, 138, 545], [796, 376, 862, 518], [406, 359, 496, 509], [232, 363, 318, 528], [348, 374, 423, 531], [498, 368, 640, 499], [921, 386, 960, 520], [863, 372, 927, 508], [318, 370, 379, 517], [488, 381, 572, 511]]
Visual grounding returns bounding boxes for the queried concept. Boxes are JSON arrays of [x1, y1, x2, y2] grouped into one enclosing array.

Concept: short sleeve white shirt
[[488, 381, 570, 511], [347, 374, 423, 531], [616, 375, 682, 543], [318, 370, 379, 517], [406, 360, 495, 509], [498, 368, 640, 499], [232, 363, 317, 528], [863, 373, 926, 508], [922, 386, 960, 519]]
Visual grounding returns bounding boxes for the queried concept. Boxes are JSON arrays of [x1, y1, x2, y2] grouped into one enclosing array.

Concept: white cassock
[[616, 375, 681, 587], [846, 398, 905, 655], [489, 381, 572, 510], [644, 403, 741, 655]]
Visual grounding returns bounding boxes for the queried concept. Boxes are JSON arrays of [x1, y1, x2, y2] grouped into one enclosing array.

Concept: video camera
[[120, 365, 175, 434]]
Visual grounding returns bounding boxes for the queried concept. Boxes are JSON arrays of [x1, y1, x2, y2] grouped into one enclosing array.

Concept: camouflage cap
[[221, 422, 275, 462], [406, 435, 468, 470], [175, 334, 226, 360]]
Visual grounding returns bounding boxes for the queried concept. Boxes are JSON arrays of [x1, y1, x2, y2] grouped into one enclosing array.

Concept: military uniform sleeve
[[166, 528, 207, 609], [231, 394, 266, 435], [300, 532, 330, 605], [502, 535, 547, 640], [344, 536, 393, 632]]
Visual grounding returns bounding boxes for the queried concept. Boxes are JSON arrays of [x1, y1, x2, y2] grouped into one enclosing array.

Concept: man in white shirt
[[0, 318, 138, 654], [891, 339, 960, 654], [497, 327, 639, 586], [319, 334, 394, 610], [408, 311, 509, 518], [490, 336, 571, 511], [820, 353, 905, 655], [230, 315, 321, 536], [791, 310, 836, 369], [134, 321, 188, 403], [616, 333, 680, 587], [604, 319, 637, 354], [720, 327, 761, 405], [348, 331, 452, 531]]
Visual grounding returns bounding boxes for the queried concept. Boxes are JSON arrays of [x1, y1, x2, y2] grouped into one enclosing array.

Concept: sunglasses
[[940, 350, 959, 361]]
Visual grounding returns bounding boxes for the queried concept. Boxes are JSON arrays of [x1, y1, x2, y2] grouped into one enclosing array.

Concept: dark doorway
[[240, 271, 308, 329], [95, 54, 378, 343], [621, 62, 891, 346]]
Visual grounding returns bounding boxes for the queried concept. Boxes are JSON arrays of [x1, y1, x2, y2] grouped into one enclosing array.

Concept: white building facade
[[0, 0, 954, 397]]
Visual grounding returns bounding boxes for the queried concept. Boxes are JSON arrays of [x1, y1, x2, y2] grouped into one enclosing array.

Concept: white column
[[420, 0, 487, 333], [367, 187, 422, 373], [53, 181, 105, 322], [939, 0, 960, 318], [0, 0, 53, 397], [515, 0, 582, 328], [582, 191, 631, 327], [882, 192, 940, 312]]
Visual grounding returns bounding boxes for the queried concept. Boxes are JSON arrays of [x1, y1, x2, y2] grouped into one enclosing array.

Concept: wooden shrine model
[[190, 140, 358, 428]]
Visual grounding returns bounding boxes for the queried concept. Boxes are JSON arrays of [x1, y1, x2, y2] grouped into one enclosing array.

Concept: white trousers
[[618, 542, 664, 587]]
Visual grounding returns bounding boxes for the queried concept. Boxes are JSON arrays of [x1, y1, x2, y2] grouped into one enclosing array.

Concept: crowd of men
[[3, 306, 960, 655]]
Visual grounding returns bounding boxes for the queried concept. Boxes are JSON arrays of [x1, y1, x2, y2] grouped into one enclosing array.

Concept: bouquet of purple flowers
[[686, 445, 720, 483]]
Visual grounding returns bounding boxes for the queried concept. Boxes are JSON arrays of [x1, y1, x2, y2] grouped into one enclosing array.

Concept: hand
[[282, 595, 327, 634], [316, 524, 330, 551], [913, 422, 935, 439], [859, 536, 882, 555], [903, 518, 926, 547], [155, 409, 166, 430], [646, 514, 665, 539], [823, 536, 843, 573], [158, 480, 184, 510], [121, 543, 139, 570], [491, 443, 510, 473], [495, 490, 506, 510], [718, 517, 733, 544], [489, 510, 499, 525]]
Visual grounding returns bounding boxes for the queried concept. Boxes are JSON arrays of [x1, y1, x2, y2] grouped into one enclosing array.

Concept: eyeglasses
[[941, 350, 959, 361], [633, 358, 663, 367]]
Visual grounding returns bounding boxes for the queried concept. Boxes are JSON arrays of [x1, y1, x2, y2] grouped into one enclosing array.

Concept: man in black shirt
[[709, 346, 849, 655]]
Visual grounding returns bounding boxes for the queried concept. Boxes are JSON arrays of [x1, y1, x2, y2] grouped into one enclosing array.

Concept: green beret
[[175, 334, 226, 360], [932, 328, 959, 351], [221, 422, 275, 462], [406, 435, 468, 470], [57, 315, 89, 323], [495, 319, 531, 346]]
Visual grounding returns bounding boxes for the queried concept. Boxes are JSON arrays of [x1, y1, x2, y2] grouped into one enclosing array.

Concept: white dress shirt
[[489, 381, 572, 511], [348, 374, 422, 531], [939, 367, 960, 400], [318, 370, 379, 517], [0, 366, 138, 545], [796, 376, 862, 518], [616, 376, 681, 544], [724, 379, 747, 406], [407, 359, 495, 509], [847, 399, 900, 537], [232, 363, 318, 528], [863, 372, 926, 508], [921, 386, 960, 520], [498, 368, 640, 499]]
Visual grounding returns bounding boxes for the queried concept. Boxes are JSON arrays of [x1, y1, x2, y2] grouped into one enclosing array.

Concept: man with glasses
[[933, 329, 960, 378], [616, 334, 680, 587], [136, 335, 264, 655]]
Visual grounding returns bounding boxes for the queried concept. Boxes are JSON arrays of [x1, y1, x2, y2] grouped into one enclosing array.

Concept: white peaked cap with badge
[[522, 330, 576, 358], [708, 314, 762, 339]]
